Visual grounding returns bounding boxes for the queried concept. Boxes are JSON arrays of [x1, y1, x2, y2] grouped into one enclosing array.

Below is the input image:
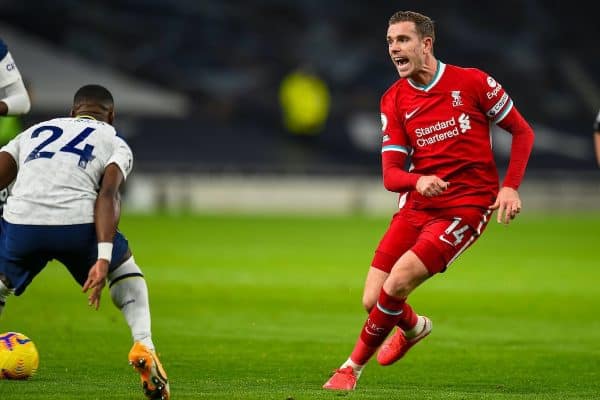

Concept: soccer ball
[[0, 332, 39, 379]]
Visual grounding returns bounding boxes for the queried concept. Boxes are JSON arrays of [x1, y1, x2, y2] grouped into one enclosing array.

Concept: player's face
[[386, 22, 425, 78]]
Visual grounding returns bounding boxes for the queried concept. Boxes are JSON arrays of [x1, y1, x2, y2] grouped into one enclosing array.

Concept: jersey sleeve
[[594, 109, 600, 132], [0, 50, 21, 88], [380, 89, 411, 156], [106, 136, 133, 180], [471, 69, 514, 125], [471, 69, 534, 190], [379, 87, 421, 192]]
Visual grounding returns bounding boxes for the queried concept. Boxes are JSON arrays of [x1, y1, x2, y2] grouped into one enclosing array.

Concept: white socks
[[108, 256, 154, 351], [341, 358, 364, 378], [404, 315, 425, 339]]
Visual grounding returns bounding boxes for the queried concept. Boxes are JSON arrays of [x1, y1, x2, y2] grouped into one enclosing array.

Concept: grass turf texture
[[0, 212, 598, 399]]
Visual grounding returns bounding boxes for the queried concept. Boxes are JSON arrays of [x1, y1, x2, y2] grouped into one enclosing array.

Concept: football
[[0, 332, 39, 379]]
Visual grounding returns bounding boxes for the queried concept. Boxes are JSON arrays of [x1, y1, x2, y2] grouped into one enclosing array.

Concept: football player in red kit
[[323, 10, 534, 391]]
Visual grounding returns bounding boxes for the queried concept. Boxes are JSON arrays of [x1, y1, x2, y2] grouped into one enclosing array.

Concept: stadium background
[[0, 3, 600, 400], [1, 1, 599, 214]]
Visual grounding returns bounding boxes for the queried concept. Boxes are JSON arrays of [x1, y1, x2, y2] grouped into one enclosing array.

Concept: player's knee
[[107, 256, 144, 287], [383, 274, 414, 298], [362, 293, 376, 312]]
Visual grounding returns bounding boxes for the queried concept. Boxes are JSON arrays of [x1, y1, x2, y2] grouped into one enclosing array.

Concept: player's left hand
[[489, 186, 522, 225], [82, 259, 109, 310]]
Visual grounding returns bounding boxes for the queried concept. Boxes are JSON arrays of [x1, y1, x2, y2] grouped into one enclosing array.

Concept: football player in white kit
[[0, 85, 169, 400], [0, 38, 31, 211]]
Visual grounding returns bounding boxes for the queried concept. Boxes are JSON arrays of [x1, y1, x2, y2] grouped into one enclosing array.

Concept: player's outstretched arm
[[83, 163, 124, 309]]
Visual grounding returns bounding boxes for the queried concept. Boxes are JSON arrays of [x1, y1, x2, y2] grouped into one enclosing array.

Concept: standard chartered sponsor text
[[414, 116, 460, 147]]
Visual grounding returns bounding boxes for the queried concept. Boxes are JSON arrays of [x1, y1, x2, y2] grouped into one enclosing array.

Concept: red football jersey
[[380, 61, 515, 209]]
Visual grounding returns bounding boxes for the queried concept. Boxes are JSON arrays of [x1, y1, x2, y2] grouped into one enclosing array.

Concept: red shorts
[[371, 206, 492, 275]]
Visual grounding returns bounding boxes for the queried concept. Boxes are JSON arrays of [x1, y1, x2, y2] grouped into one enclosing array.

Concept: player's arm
[[0, 44, 31, 116], [475, 70, 534, 223], [95, 163, 124, 246], [0, 151, 17, 190], [490, 106, 534, 224], [0, 78, 31, 116], [380, 89, 449, 197], [82, 163, 124, 309], [382, 151, 448, 197]]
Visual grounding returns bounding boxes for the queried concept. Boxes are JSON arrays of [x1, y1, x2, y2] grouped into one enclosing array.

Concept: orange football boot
[[128, 342, 170, 400]]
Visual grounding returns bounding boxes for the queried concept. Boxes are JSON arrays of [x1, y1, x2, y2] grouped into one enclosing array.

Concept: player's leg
[[324, 210, 422, 390], [0, 221, 50, 318], [61, 226, 169, 400], [108, 253, 153, 349], [109, 254, 169, 400], [104, 231, 169, 400], [377, 207, 492, 366], [376, 250, 432, 365], [327, 266, 388, 387], [371, 249, 423, 332], [362, 267, 387, 312]]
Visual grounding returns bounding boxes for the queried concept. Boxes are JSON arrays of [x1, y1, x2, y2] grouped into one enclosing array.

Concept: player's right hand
[[82, 259, 109, 310], [416, 175, 450, 197]]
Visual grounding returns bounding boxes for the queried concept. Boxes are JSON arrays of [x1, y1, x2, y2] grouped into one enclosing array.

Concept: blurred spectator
[[278, 66, 330, 136]]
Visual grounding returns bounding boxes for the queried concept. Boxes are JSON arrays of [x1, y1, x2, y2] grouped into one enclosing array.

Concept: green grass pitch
[[0, 212, 599, 399]]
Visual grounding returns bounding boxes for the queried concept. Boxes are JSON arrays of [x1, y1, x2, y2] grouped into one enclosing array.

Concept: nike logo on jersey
[[405, 107, 420, 119]]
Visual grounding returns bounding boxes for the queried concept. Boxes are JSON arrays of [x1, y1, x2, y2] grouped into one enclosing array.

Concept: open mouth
[[393, 56, 409, 66]]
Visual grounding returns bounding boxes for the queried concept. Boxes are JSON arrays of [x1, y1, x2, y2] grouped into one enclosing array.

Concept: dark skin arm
[[0, 101, 8, 116], [82, 163, 124, 309], [0, 151, 18, 189]]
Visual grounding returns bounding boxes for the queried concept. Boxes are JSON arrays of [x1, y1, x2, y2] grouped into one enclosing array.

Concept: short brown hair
[[389, 11, 435, 43]]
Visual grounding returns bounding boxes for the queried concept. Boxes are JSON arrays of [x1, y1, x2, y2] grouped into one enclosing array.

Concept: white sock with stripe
[[108, 256, 155, 351]]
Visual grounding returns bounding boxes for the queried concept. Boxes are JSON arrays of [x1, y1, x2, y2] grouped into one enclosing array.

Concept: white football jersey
[[1, 117, 133, 225]]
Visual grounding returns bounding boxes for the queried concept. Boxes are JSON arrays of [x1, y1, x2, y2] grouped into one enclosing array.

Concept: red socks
[[396, 302, 418, 331], [350, 289, 406, 365]]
